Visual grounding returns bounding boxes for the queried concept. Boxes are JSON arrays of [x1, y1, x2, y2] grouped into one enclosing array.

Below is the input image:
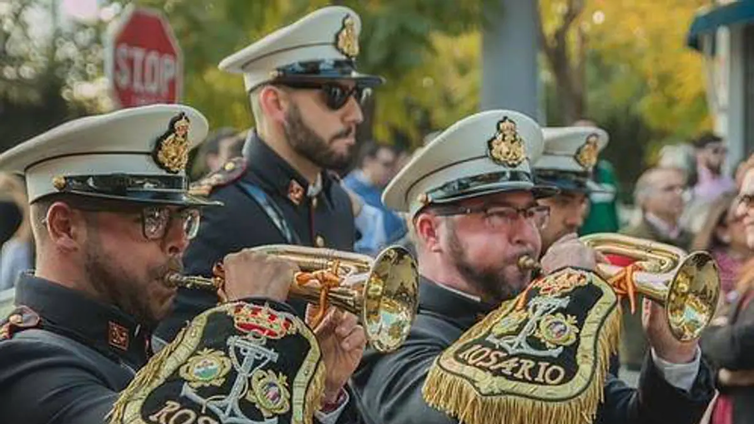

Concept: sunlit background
[[0, 0, 748, 197]]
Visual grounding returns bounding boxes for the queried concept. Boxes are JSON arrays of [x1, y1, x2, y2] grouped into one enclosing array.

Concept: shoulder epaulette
[[0, 305, 41, 341], [189, 157, 248, 197]]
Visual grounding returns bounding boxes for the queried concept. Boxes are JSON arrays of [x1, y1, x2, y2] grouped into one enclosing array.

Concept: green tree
[[0, 0, 105, 150]]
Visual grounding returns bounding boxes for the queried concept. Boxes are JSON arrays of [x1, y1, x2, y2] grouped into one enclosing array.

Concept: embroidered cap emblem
[[575, 133, 600, 170], [488, 116, 526, 167], [153, 112, 191, 174], [335, 15, 359, 59]]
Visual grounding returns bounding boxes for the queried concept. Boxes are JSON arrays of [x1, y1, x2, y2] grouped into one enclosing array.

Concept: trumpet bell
[[361, 247, 419, 353], [665, 251, 720, 341]]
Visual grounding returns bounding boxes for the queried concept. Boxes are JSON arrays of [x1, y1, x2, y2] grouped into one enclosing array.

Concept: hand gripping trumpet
[[517, 233, 720, 342], [165, 245, 419, 353]]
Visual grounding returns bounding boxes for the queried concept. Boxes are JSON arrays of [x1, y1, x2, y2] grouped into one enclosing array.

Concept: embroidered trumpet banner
[[423, 268, 621, 424], [109, 301, 323, 424]]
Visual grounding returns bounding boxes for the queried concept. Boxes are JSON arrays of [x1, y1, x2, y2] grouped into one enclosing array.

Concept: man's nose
[[342, 95, 364, 125], [163, 219, 190, 257]]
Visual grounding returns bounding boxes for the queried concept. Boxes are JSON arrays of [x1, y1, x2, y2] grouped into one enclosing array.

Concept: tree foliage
[[1, 0, 713, 195]]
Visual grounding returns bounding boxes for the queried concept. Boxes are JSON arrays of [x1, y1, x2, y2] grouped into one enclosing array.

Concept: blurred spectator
[[392, 148, 412, 178], [621, 167, 692, 250], [189, 127, 244, 179], [691, 192, 753, 307], [658, 143, 697, 186], [679, 133, 737, 235], [0, 173, 32, 290], [700, 160, 754, 424], [693, 132, 736, 203], [344, 141, 407, 255]]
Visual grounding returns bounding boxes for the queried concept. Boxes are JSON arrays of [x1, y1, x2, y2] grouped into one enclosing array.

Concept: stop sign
[[106, 6, 182, 108]]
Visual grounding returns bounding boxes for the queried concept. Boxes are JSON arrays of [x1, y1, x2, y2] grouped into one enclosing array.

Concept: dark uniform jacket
[[352, 276, 714, 424], [157, 132, 355, 342], [0, 275, 150, 423], [0, 274, 361, 424]]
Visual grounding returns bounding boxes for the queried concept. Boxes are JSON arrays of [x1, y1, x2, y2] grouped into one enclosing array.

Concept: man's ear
[[414, 212, 443, 253], [258, 86, 289, 125], [46, 202, 88, 252]]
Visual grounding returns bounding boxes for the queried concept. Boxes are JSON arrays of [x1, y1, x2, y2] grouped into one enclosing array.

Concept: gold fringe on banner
[[422, 280, 622, 424]]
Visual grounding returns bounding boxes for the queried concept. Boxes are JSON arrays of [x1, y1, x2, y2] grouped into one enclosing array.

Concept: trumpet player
[[157, 5, 383, 348], [0, 105, 364, 424], [353, 110, 714, 424], [533, 125, 609, 255]]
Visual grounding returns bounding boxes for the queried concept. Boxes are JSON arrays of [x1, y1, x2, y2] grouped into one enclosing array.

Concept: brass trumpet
[[518, 233, 720, 341], [166, 245, 419, 353]]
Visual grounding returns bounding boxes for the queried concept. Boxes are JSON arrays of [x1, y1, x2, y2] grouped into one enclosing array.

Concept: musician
[[534, 126, 609, 253], [0, 105, 364, 424], [157, 6, 383, 347], [352, 110, 714, 424]]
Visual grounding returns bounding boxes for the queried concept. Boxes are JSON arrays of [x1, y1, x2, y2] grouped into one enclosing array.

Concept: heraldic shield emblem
[[108, 301, 323, 424], [422, 268, 622, 424]]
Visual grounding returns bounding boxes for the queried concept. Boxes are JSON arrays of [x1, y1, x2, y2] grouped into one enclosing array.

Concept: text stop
[[114, 45, 177, 98]]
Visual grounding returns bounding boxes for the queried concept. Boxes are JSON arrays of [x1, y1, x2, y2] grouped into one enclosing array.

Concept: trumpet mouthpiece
[[517, 255, 541, 271]]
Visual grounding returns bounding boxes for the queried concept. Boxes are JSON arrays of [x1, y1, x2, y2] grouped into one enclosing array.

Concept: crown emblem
[[487, 116, 526, 167], [231, 304, 295, 340], [336, 15, 359, 59], [152, 112, 190, 174], [574, 133, 600, 170]]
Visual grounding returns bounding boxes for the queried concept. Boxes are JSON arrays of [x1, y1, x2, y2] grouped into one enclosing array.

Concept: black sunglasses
[[277, 81, 371, 110]]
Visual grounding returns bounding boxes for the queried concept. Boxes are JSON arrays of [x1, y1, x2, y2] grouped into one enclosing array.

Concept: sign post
[[105, 6, 182, 108]]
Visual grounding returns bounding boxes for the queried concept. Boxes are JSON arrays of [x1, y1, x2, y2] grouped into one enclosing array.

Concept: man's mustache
[[155, 258, 184, 279], [330, 126, 354, 142]]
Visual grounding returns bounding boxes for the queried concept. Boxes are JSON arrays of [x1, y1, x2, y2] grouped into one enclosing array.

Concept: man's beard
[[447, 224, 525, 304], [283, 103, 355, 170], [85, 232, 181, 328]]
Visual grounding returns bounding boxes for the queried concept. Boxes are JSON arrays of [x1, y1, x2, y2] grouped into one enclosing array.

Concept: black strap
[[237, 181, 301, 244]]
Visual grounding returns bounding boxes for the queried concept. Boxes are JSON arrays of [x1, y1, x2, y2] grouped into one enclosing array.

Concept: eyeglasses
[[55, 204, 202, 241], [141, 207, 201, 241], [277, 82, 371, 110], [430, 204, 551, 230]]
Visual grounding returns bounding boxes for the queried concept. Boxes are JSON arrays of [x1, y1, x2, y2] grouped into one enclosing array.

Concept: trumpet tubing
[[517, 233, 720, 341], [167, 245, 419, 353]]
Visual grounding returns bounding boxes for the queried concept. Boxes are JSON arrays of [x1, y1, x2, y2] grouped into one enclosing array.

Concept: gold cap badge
[[52, 175, 67, 191], [153, 112, 191, 174], [575, 133, 599, 170], [336, 15, 359, 59], [488, 117, 526, 167]]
